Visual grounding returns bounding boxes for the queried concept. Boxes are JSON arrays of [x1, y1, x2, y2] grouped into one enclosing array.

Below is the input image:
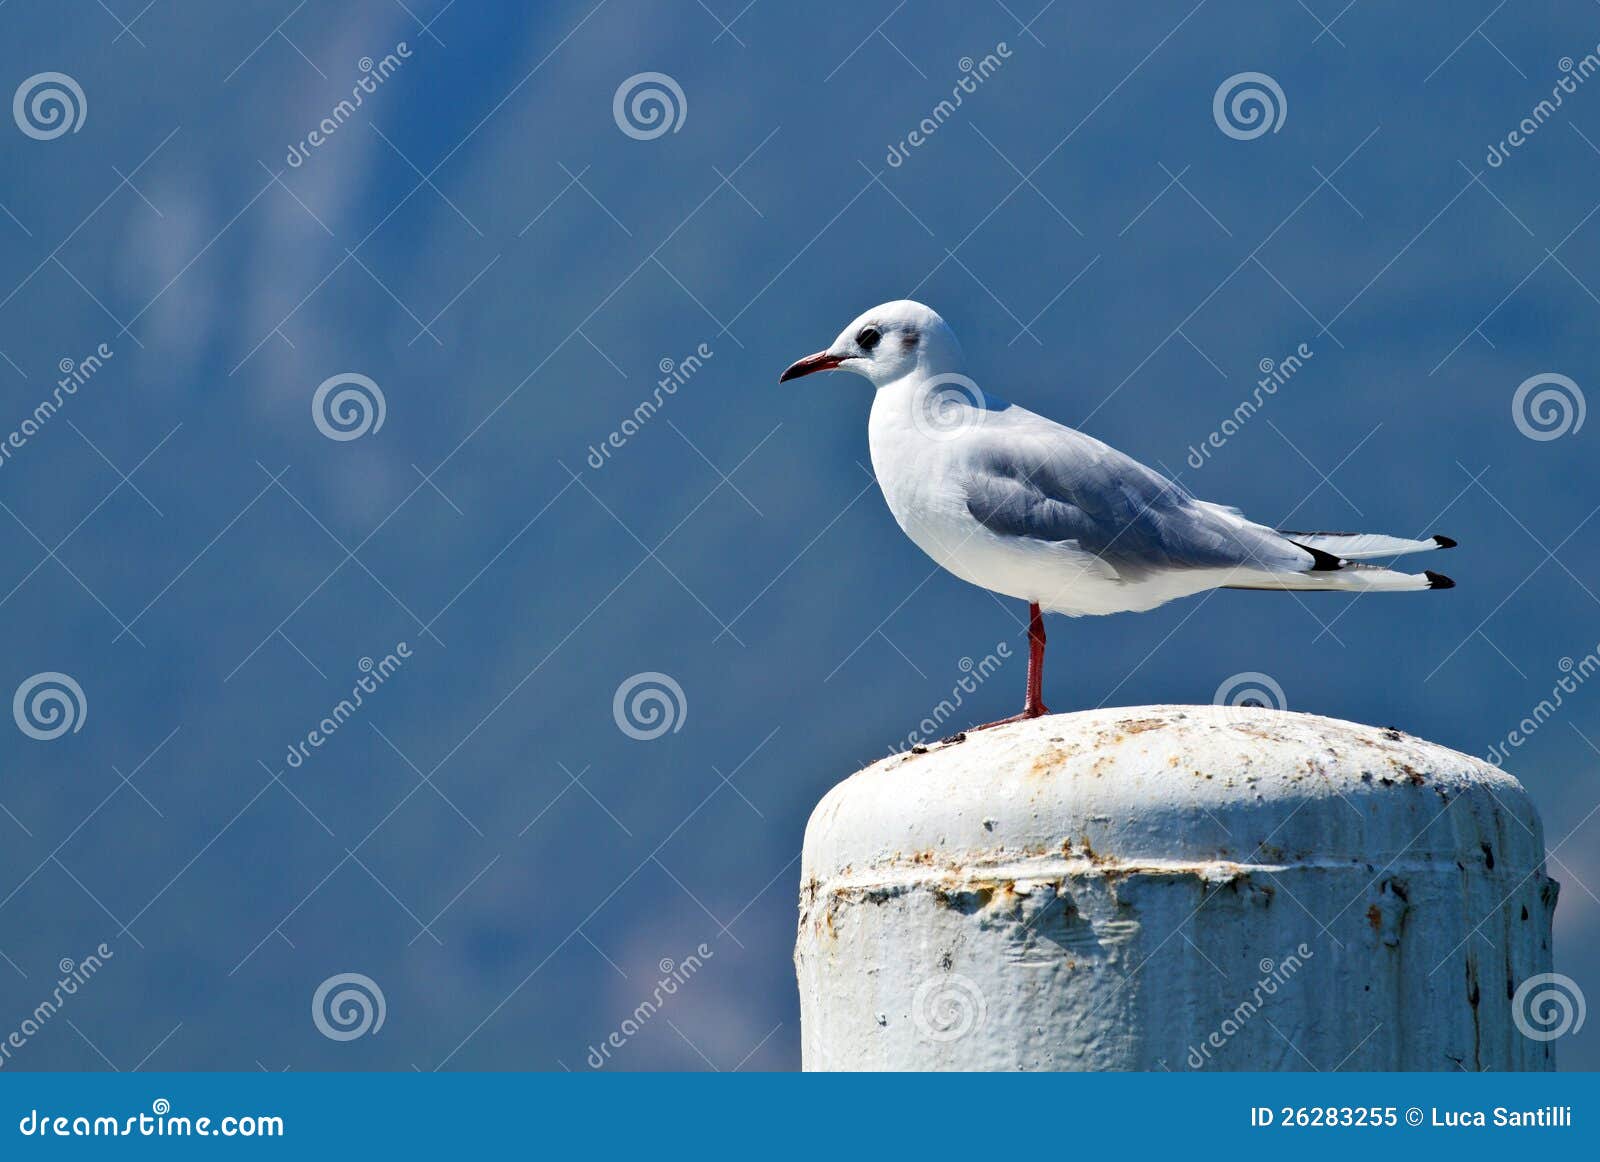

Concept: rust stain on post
[[795, 705, 1559, 1071]]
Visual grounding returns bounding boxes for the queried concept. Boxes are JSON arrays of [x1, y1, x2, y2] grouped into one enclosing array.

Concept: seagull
[[781, 300, 1455, 729]]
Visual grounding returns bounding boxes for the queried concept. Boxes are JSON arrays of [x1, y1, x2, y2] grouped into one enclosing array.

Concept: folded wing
[[960, 405, 1454, 591]]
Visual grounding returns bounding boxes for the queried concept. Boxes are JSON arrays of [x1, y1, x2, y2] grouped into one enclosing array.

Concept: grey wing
[[960, 417, 1311, 577]]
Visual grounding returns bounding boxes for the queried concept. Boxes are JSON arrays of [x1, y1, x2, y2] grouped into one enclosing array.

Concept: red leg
[[972, 602, 1051, 731]]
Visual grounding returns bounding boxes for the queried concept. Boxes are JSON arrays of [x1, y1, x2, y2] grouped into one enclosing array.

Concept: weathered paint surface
[[795, 706, 1558, 1071]]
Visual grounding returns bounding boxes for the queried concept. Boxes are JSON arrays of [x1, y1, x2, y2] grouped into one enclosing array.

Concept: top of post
[[803, 705, 1542, 883]]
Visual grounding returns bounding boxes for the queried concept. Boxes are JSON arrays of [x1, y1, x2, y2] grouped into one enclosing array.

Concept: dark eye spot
[[856, 326, 881, 351]]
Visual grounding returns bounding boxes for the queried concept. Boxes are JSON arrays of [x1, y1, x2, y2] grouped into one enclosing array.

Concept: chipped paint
[[795, 704, 1558, 1071]]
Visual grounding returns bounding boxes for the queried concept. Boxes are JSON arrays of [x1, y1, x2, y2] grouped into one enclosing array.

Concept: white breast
[[866, 381, 1069, 605]]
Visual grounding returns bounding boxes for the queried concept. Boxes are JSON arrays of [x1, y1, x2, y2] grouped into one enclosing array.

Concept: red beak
[[778, 350, 844, 383]]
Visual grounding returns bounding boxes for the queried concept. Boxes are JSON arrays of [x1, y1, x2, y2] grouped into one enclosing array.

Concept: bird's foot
[[970, 702, 1051, 732]]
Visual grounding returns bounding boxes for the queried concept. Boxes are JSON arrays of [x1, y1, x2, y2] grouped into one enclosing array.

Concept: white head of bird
[[779, 299, 964, 389]]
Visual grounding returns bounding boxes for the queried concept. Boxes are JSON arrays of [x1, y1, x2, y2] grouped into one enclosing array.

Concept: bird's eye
[[856, 326, 881, 351]]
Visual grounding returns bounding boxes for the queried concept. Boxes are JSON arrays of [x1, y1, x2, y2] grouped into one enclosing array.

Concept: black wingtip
[[1432, 535, 1458, 549], [1287, 540, 1344, 571], [1426, 570, 1455, 589]]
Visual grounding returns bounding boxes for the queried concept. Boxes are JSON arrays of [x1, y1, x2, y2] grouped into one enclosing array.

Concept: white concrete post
[[795, 706, 1559, 1071]]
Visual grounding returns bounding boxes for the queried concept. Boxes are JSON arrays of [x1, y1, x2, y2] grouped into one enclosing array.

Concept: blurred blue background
[[0, 0, 1596, 1070]]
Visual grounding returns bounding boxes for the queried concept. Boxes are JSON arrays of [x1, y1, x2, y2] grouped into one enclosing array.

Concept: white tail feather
[[1280, 530, 1452, 560], [1228, 565, 1436, 593]]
